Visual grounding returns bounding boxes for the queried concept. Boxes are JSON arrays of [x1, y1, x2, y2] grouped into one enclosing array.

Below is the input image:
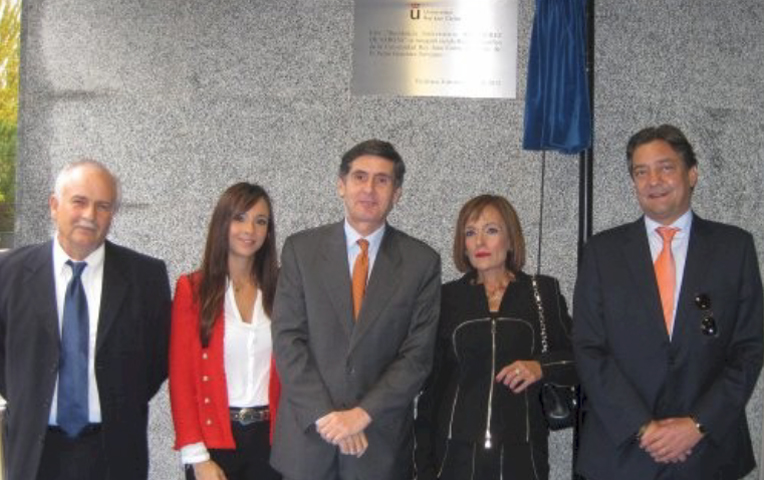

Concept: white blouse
[[180, 281, 273, 465], [223, 281, 272, 408]]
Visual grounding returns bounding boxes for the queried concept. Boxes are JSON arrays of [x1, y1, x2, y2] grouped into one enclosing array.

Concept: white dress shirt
[[644, 209, 693, 338], [49, 238, 105, 425], [344, 220, 386, 279]]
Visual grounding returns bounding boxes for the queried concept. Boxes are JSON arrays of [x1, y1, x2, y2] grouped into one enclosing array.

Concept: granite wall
[[15, 0, 763, 478]]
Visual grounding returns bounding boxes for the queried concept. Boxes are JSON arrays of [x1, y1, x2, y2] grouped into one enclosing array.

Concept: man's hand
[[338, 431, 369, 457], [640, 417, 703, 463], [316, 407, 372, 444]]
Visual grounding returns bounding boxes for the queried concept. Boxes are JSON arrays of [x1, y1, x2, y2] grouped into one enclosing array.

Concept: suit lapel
[[24, 242, 60, 351], [350, 226, 402, 351], [319, 223, 355, 339], [622, 219, 667, 338], [96, 241, 128, 352], [673, 215, 713, 342]]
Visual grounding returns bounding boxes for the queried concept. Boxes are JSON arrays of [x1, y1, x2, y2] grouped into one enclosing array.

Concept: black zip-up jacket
[[414, 271, 578, 480]]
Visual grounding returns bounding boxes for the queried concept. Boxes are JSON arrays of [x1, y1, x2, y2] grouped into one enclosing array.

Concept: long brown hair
[[196, 183, 278, 347]]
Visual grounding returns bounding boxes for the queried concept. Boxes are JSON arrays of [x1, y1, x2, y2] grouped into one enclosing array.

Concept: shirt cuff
[[180, 442, 210, 465]]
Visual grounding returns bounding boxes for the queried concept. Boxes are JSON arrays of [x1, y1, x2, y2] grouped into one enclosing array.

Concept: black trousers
[[186, 420, 281, 480], [36, 425, 107, 480]]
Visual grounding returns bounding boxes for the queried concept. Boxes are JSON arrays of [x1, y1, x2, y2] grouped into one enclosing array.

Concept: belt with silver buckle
[[230, 406, 269, 426]]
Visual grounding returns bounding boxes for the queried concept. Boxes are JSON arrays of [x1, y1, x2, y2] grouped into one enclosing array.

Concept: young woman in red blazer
[[170, 183, 281, 480]]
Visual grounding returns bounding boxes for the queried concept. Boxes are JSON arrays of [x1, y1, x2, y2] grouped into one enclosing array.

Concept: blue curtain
[[523, 0, 591, 155]]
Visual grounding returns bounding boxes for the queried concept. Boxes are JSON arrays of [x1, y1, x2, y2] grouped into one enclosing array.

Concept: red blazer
[[169, 273, 281, 450]]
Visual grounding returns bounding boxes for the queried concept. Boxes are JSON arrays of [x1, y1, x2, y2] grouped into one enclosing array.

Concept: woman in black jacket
[[415, 194, 578, 480]]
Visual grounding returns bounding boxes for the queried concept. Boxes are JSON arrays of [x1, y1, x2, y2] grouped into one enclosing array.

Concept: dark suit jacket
[[271, 222, 441, 480], [572, 215, 763, 480], [0, 240, 171, 480]]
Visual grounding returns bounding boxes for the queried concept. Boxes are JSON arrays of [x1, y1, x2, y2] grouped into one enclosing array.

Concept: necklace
[[482, 271, 514, 304], [486, 288, 505, 302], [232, 278, 256, 294]]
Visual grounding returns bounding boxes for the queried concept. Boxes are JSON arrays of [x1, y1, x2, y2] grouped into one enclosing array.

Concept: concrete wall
[[594, 3, 764, 479], [15, 0, 763, 478]]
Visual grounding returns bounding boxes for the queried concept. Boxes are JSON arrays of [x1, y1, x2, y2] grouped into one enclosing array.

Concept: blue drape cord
[[536, 150, 546, 276]]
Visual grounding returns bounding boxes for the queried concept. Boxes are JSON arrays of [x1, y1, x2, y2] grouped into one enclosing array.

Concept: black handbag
[[531, 276, 579, 431]]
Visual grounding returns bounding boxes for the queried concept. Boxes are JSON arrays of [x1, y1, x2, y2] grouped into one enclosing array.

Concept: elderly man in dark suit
[[271, 139, 441, 480], [573, 124, 763, 480], [0, 160, 171, 480]]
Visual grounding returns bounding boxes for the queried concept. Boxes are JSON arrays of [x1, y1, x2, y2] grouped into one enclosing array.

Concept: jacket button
[[204, 397, 211, 404], [202, 353, 208, 360], [206, 419, 212, 425], [202, 375, 209, 382]]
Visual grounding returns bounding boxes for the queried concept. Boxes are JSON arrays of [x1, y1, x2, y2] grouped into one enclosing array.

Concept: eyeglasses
[[695, 293, 718, 337]]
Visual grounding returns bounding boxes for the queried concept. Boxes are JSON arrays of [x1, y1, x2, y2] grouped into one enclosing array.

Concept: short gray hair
[[53, 159, 122, 212]]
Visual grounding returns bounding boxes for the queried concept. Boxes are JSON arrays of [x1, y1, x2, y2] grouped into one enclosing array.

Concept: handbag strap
[[531, 275, 549, 354]]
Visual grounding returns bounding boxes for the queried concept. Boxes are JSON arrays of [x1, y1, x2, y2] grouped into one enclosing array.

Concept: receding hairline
[[53, 159, 122, 209]]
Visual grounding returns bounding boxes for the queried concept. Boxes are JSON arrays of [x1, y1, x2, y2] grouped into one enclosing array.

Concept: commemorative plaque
[[352, 0, 518, 98]]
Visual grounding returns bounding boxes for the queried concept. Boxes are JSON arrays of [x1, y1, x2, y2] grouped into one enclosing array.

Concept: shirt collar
[[344, 220, 386, 252], [644, 209, 694, 237], [52, 237, 106, 276]]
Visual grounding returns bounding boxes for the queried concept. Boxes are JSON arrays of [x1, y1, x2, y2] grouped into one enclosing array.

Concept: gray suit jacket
[[573, 215, 763, 480], [271, 222, 441, 480]]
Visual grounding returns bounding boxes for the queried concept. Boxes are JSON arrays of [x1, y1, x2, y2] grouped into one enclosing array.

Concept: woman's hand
[[192, 460, 227, 480], [496, 360, 543, 393]]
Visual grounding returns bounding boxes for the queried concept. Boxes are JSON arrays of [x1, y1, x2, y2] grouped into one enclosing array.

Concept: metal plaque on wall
[[352, 0, 518, 99]]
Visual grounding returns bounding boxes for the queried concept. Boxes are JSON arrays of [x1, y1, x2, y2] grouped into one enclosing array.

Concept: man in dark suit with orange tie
[[573, 124, 763, 480], [0, 159, 171, 480], [271, 139, 441, 480]]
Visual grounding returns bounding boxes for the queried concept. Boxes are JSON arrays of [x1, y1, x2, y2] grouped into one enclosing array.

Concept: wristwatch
[[636, 421, 650, 440], [690, 416, 707, 435]]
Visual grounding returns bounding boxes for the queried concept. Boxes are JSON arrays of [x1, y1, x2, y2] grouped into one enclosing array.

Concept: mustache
[[73, 220, 98, 230]]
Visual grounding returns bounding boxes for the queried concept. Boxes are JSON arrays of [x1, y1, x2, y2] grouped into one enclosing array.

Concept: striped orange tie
[[352, 239, 369, 321], [655, 227, 679, 333]]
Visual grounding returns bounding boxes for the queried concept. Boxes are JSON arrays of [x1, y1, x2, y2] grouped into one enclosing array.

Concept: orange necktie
[[352, 239, 369, 320], [654, 227, 679, 333]]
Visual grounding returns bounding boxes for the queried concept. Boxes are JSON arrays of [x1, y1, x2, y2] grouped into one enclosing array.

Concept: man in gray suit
[[271, 139, 441, 480]]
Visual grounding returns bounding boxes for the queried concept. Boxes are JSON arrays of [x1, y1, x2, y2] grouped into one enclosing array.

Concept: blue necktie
[[57, 260, 89, 437]]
